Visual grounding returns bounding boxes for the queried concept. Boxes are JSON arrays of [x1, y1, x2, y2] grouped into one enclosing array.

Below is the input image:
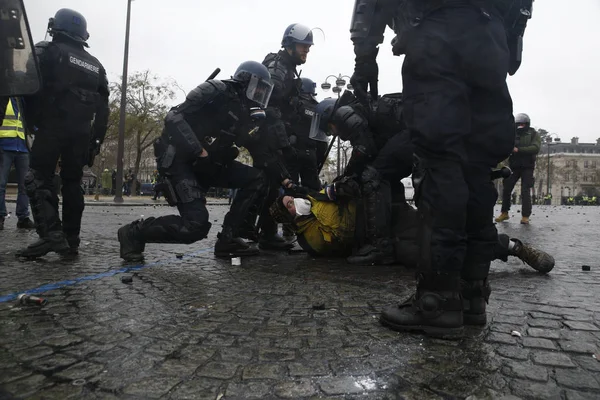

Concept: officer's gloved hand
[[283, 180, 309, 197], [333, 176, 361, 199], [192, 149, 212, 174], [351, 48, 379, 105]]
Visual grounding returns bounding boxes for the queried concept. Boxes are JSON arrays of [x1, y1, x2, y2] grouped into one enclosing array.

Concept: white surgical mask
[[293, 198, 312, 216]]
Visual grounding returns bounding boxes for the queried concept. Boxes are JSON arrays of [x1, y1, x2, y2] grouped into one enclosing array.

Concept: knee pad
[[24, 169, 44, 197]]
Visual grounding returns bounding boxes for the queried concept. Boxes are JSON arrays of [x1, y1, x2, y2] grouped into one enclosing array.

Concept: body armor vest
[[39, 41, 101, 125]]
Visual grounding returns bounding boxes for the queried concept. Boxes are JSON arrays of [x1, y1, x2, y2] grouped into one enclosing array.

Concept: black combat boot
[[380, 272, 464, 339], [0, 217, 4, 230], [17, 218, 35, 229], [461, 279, 491, 326], [259, 232, 293, 250], [66, 235, 80, 256], [214, 226, 259, 258], [509, 238, 555, 274], [347, 239, 395, 265], [118, 220, 146, 262], [16, 231, 70, 258]]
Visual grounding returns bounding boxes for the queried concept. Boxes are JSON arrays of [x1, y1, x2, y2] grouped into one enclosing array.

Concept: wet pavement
[[0, 203, 599, 399]]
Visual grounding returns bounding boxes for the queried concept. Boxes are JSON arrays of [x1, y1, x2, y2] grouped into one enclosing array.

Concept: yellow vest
[[0, 100, 25, 140], [295, 194, 357, 257]]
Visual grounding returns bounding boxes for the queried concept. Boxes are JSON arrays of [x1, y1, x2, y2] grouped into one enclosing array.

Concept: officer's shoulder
[[186, 79, 229, 103], [262, 52, 280, 67], [34, 40, 51, 49]]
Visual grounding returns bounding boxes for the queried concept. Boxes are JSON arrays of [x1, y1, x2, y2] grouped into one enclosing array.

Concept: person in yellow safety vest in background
[[0, 98, 35, 231]]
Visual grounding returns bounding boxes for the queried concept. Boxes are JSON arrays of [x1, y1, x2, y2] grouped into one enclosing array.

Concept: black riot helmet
[[232, 61, 274, 109], [47, 8, 90, 46], [309, 90, 358, 137], [515, 113, 531, 135], [300, 77, 317, 101]]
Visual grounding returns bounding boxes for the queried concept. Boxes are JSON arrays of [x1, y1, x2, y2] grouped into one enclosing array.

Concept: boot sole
[[380, 315, 464, 339]]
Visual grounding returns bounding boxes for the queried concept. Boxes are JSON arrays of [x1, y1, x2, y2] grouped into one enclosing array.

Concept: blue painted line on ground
[[0, 247, 214, 304]]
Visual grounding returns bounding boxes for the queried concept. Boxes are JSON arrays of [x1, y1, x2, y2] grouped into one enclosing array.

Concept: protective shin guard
[[461, 278, 491, 326]]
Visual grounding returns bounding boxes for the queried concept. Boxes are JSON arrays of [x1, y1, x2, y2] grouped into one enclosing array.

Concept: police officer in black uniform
[[312, 91, 412, 265], [348, 0, 533, 337], [117, 61, 285, 261], [286, 77, 323, 191], [16, 9, 109, 258], [243, 23, 314, 250]]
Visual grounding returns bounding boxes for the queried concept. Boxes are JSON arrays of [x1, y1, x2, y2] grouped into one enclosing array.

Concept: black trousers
[[138, 158, 266, 244], [501, 168, 534, 217], [287, 147, 321, 191], [402, 6, 514, 279], [28, 127, 89, 242]]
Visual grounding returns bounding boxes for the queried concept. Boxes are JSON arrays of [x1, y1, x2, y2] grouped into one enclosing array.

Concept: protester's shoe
[[520, 216, 530, 224], [461, 279, 491, 326], [258, 233, 294, 250], [510, 238, 555, 274], [118, 221, 145, 262], [16, 231, 70, 259], [214, 227, 259, 258], [495, 212, 509, 222], [380, 273, 463, 339], [17, 218, 35, 229]]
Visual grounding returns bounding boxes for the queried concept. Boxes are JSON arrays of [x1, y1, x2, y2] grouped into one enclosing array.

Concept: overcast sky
[[27, 0, 600, 143]]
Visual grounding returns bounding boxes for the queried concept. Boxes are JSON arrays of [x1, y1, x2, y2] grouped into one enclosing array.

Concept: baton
[[206, 68, 221, 81]]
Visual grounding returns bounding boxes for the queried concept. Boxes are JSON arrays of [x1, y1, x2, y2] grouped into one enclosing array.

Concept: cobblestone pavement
[[0, 203, 599, 399]]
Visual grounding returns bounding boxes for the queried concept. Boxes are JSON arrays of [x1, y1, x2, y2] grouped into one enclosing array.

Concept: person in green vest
[[101, 169, 111, 195], [0, 98, 35, 230]]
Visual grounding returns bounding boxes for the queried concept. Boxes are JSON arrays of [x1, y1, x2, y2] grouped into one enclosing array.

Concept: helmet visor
[[309, 113, 322, 141], [246, 75, 274, 108]]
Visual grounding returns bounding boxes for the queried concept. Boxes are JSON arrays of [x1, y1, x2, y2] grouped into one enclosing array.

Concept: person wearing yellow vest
[[0, 97, 35, 230]]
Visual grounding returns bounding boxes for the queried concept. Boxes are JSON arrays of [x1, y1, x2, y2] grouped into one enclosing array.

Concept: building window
[[564, 173, 570, 181], [593, 161, 597, 168], [583, 175, 588, 182], [584, 160, 589, 168]]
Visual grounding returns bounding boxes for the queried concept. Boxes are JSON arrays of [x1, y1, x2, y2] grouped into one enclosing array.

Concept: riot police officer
[[349, 0, 533, 337], [244, 23, 315, 250], [118, 61, 284, 261], [286, 77, 323, 191], [312, 91, 412, 265], [17, 9, 109, 258]]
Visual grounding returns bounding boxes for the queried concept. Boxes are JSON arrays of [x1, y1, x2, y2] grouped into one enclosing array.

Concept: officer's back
[[27, 10, 107, 133]]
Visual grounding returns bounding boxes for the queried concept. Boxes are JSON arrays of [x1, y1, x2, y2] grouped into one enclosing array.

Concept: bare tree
[[109, 70, 176, 195]]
